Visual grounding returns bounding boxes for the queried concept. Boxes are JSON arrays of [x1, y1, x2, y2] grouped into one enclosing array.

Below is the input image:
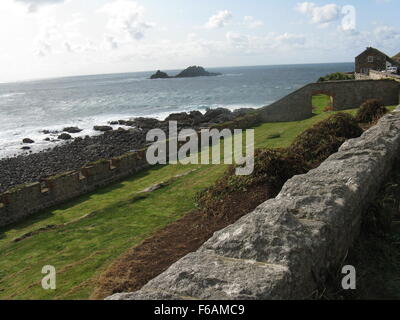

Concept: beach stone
[[63, 127, 82, 133], [94, 126, 113, 132], [58, 133, 72, 140], [22, 138, 34, 144]]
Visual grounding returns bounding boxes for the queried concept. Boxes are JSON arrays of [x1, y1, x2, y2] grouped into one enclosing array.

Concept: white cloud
[[205, 10, 232, 29], [33, 14, 90, 57], [14, 0, 65, 12], [373, 25, 400, 40], [275, 32, 306, 45], [296, 2, 341, 27], [34, 18, 60, 56], [225, 31, 306, 54], [243, 16, 264, 29], [98, 0, 153, 44]]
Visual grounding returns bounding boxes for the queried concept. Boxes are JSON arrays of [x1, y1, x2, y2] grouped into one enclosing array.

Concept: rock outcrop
[[107, 107, 400, 300], [175, 66, 221, 78], [150, 66, 221, 80], [150, 70, 170, 79]]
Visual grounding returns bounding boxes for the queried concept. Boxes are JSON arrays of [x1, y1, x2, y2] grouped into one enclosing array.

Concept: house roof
[[356, 47, 399, 66]]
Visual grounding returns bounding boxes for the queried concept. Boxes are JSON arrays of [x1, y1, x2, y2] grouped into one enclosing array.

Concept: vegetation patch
[[318, 72, 355, 82], [290, 113, 363, 167], [355, 99, 389, 124]]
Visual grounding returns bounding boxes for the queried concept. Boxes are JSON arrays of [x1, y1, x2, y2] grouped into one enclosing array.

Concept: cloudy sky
[[0, 0, 399, 82]]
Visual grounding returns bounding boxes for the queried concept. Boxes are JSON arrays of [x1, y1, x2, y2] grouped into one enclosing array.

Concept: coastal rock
[[203, 108, 234, 123], [22, 138, 34, 144], [131, 117, 161, 130], [150, 70, 170, 79], [189, 110, 204, 125], [175, 66, 221, 78], [164, 112, 194, 126], [63, 127, 82, 133], [58, 133, 72, 140], [94, 126, 113, 132]]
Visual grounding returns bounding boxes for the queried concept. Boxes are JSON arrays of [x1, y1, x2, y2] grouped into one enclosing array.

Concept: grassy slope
[[0, 96, 393, 299]]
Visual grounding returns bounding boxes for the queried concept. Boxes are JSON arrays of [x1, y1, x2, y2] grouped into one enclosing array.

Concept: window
[[368, 56, 374, 63]]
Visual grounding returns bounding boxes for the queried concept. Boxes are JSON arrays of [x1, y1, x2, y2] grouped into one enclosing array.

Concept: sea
[[0, 63, 353, 158]]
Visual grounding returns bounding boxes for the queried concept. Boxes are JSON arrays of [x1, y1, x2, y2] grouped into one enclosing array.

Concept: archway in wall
[[312, 93, 334, 115]]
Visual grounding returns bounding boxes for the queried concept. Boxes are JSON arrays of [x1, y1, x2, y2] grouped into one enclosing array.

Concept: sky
[[0, 0, 399, 82]]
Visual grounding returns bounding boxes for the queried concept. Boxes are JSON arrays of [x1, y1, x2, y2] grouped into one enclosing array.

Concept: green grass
[[312, 94, 332, 114], [0, 96, 395, 299]]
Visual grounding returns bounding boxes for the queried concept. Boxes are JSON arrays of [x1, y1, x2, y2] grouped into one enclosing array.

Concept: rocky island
[[150, 70, 170, 79], [150, 66, 222, 79]]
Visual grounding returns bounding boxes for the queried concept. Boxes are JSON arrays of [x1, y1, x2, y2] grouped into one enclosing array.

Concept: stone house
[[355, 47, 399, 74]]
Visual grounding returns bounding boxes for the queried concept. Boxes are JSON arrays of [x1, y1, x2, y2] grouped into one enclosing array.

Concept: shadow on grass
[[0, 164, 168, 240]]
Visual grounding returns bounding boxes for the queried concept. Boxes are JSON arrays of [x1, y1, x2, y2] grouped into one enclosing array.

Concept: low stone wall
[[0, 129, 244, 228], [355, 73, 370, 80], [0, 150, 150, 228], [369, 70, 400, 82], [259, 79, 400, 122], [108, 106, 400, 300]]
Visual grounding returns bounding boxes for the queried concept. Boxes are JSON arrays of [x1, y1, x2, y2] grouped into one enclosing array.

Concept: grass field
[[0, 96, 392, 299]]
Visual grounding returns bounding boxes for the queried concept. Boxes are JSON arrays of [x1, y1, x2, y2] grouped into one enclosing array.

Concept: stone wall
[[0, 150, 150, 228], [259, 79, 400, 122], [108, 106, 400, 300], [0, 133, 233, 228], [369, 70, 400, 82]]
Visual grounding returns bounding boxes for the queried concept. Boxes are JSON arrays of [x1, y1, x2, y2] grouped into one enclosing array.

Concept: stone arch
[[311, 90, 336, 113]]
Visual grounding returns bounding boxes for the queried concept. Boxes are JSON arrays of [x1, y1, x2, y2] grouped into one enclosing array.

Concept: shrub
[[355, 99, 388, 124], [318, 72, 355, 82], [195, 148, 309, 216], [289, 113, 362, 166]]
